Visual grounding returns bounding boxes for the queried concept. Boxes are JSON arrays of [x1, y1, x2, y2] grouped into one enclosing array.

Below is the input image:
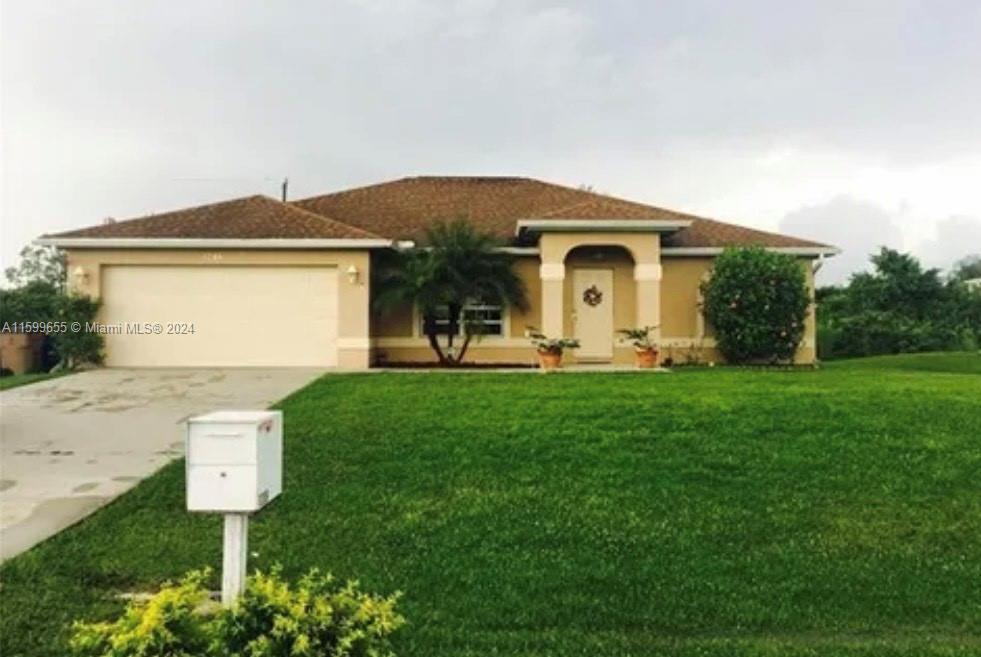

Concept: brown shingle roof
[[46, 195, 383, 240], [48, 178, 831, 250], [293, 176, 830, 248]]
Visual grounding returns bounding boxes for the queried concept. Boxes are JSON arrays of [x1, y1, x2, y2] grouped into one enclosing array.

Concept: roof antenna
[[281, 177, 289, 202]]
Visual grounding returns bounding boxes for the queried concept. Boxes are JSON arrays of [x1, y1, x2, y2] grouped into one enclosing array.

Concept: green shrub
[[70, 570, 215, 657], [0, 283, 103, 369], [816, 323, 838, 360], [51, 294, 104, 368], [70, 568, 404, 657], [0, 281, 62, 325], [218, 568, 404, 657], [701, 247, 810, 364], [816, 248, 981, 360], [820, 310, 970, 359]]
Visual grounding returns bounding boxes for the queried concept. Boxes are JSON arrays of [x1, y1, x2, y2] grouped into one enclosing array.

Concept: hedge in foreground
[[70, 568, 404, 657]]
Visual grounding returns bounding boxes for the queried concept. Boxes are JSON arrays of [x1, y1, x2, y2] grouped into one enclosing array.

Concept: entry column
[[540, 262, 565, 338], [634, 263, 662, 344]]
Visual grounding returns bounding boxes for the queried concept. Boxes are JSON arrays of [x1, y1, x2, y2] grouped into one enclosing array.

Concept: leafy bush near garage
[[70, 567, 404, 657], [0, 286, 103, 369], [50, 294, 104, 368], [700, 247, 810, 364], [1, 244, 103, 369]]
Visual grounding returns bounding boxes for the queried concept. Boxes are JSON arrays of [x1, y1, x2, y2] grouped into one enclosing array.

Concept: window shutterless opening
[[419, 302, 505, 336]]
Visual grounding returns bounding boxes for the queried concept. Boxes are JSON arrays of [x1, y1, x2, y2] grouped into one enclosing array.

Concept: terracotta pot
[[538, 350, 563, 370], [635, 347, 659, 369]]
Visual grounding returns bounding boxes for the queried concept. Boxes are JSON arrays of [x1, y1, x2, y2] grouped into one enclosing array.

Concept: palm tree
[[374, 219, 529, 365]]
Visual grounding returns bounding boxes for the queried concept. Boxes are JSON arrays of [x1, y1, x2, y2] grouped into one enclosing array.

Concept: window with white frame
[[419, 302, 505, 336]]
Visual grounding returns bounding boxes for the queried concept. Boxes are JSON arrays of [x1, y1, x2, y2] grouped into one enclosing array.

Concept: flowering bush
[[700, 247, 810, 364], [70, 568, 404, 657]]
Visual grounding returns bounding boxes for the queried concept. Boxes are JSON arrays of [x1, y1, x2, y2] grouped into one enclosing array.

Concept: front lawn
[[2, 353, 980, 656]]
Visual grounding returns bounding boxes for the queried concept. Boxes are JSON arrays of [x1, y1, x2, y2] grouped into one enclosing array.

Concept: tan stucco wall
[[539, 232, 660, 265], [659, 256, 816, 365], [661, 257, 713, 339], [67, 244, 818, 368], [65, 248, 372, 368], [373, 248, 817, 366]]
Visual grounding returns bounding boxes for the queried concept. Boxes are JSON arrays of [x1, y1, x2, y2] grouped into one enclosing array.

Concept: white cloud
[[914, 215, 981, 272], [779, 196, 905, 285], [2, 0, 981, 273]]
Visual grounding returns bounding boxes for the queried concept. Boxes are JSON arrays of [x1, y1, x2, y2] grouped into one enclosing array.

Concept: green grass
[[823, 351, 981, 374], [0, 370, 66, 391], [2, 353, 980, 656]]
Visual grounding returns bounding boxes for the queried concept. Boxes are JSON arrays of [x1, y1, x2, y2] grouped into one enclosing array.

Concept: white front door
[[573, 268, 614, 361]]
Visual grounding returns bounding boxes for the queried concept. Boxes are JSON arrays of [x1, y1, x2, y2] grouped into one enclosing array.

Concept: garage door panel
[[100, 266, 338, 367]]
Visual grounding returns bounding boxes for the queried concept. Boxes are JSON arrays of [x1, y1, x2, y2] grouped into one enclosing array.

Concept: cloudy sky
[[3, 0, 980, 283]]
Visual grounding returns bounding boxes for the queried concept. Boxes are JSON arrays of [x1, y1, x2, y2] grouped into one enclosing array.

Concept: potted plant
[[527, 329, 580, 370], [618, 326, 660, 368]]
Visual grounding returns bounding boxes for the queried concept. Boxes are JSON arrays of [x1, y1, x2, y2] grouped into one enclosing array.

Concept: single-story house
[[39, 176, 837, 368]]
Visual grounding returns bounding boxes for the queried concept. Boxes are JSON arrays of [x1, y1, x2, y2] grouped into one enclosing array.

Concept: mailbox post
[[186, 410, 283, 605]]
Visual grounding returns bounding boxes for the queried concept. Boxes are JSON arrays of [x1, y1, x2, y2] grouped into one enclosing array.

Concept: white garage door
[[100, 266, 338, 367]]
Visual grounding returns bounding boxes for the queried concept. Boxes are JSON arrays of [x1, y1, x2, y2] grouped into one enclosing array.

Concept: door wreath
[[582, 284, 603, 307]]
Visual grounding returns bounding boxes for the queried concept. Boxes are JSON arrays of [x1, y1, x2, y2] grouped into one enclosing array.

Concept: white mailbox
[[186, 410, 282, 513]]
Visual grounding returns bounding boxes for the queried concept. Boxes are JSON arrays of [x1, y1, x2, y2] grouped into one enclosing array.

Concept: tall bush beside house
[[52, 294, 104, 368], [701, 247, 810, 364]]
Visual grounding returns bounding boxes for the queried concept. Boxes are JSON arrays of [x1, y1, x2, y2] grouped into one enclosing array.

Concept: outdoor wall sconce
[[71, 265, 89, 287], [346, 264, 359, 284]]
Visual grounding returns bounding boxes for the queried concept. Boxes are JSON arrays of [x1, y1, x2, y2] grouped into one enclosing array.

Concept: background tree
[[950, 254, 981, 282], [701, 247, 810, 364], [4, 245, 66, 290], [374, 220, 528, 365], [817, 247, 980, 359]]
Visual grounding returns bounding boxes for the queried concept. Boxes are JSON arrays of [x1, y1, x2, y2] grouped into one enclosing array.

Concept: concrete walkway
[[0, 368, 324, 560]]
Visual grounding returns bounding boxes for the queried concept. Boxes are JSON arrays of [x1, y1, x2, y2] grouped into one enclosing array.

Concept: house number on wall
[[203, 252, 223, 262], [582, 285, 603, 306]]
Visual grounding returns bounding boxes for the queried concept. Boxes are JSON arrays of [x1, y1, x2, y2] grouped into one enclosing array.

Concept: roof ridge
[[404, 175, 532, 182], [294, 175, 538, 205]]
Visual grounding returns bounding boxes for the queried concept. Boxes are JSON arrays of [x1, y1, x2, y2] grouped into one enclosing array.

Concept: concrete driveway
[[0, 368, 324, 560]]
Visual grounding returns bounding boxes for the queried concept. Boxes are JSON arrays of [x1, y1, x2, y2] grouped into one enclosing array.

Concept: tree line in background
[[817, 250, 981, 359]]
